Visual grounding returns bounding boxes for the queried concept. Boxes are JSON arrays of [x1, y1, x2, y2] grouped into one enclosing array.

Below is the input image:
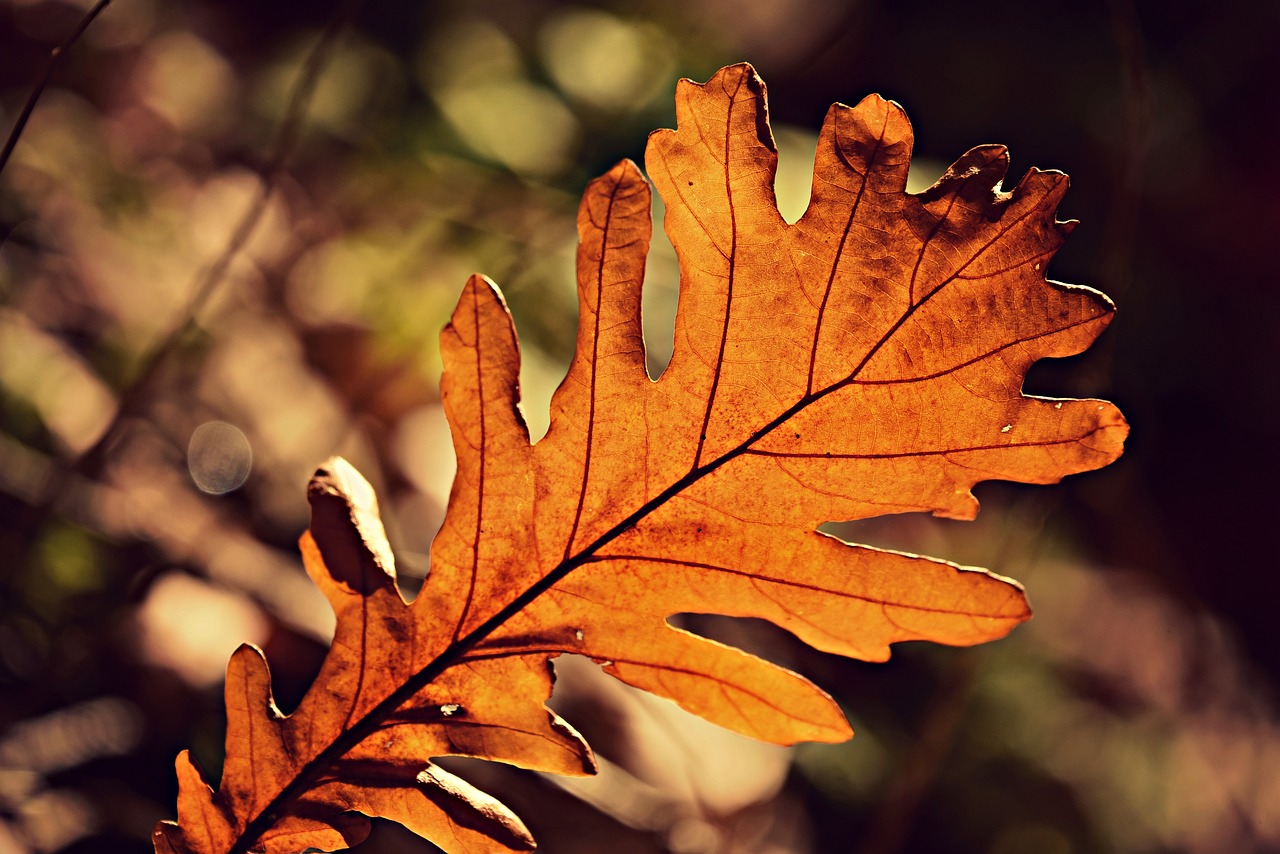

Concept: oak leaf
[[153, 63, 1127, 853]]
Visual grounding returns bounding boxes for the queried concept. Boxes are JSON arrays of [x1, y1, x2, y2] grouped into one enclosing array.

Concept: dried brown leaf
[[154, 63, 1126, 853]]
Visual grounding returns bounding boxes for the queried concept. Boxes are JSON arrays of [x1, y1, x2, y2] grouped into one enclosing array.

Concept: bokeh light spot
[[539, 10, 673, 110], [137, 572, 268, 687], [187, 421, 252, 494]]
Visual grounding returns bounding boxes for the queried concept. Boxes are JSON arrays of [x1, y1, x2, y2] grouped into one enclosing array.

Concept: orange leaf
[[154, 63, 1126, 853]]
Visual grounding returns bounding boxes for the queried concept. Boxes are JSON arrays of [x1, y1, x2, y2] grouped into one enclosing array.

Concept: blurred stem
[[1077, 0, 1150, 394], [14, 0, 363, 546], [855, 651, 980, 854], [0, 0, 111, 180], [856, 495, 1054, 854], [1100, 0, 1151, 305], [71, 0, 361, 478]]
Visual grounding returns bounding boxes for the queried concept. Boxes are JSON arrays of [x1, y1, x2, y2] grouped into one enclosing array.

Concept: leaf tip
[[676, 61, 775, 153], [462, 271, 501, 299], [173, 747, 213, 792], [310, 456, 375, 506], [444, 273, 519, 350], [845, 91, 910, 127], [597, 157, 647, 190], [227, 640, 268, 669], [225, 642, 284, 726], [701, 61, 765, 99], [1093, 400, 1130, 461], [815, 93, 914, 198], [306, 457, 399, 597]]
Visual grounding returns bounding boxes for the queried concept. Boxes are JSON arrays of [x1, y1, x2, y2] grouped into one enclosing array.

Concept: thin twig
[[16, 1, 362, 542], [1071, 0, 1150, 397], [856, 496, 1056, 854], [0, 0, 112, 178], [1101, 0, 1151, 306], [855, 652, 979, 854], [69, 2, 359, 479]]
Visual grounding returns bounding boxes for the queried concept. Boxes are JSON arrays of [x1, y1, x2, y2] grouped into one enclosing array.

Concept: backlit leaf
[[154, 63, 1126, 853]]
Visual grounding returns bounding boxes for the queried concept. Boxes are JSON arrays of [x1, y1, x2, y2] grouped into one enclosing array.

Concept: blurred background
[[1, 0, 1278, 851]]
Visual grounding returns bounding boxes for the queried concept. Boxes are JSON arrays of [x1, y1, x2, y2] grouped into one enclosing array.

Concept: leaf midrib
[[225, 115, 1039, 854], [225, 259, 949, 854]]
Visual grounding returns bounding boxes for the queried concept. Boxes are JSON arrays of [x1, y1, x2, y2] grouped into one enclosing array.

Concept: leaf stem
[[0, 0, 111, 180]]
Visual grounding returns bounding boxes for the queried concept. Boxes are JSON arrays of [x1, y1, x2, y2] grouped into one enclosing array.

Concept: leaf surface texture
[[154, 63, 1127, 854]]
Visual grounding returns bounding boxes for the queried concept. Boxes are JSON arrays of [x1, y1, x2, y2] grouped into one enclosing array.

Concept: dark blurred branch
[[1100, 0, 1152, 304], [856, 653, 979, 854], [0, 0, 112, 179], [71, 0, 360, 478], [44, 0, 360, 486], [856, 497, 1055, 854], [6, 0, 364, 563]]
